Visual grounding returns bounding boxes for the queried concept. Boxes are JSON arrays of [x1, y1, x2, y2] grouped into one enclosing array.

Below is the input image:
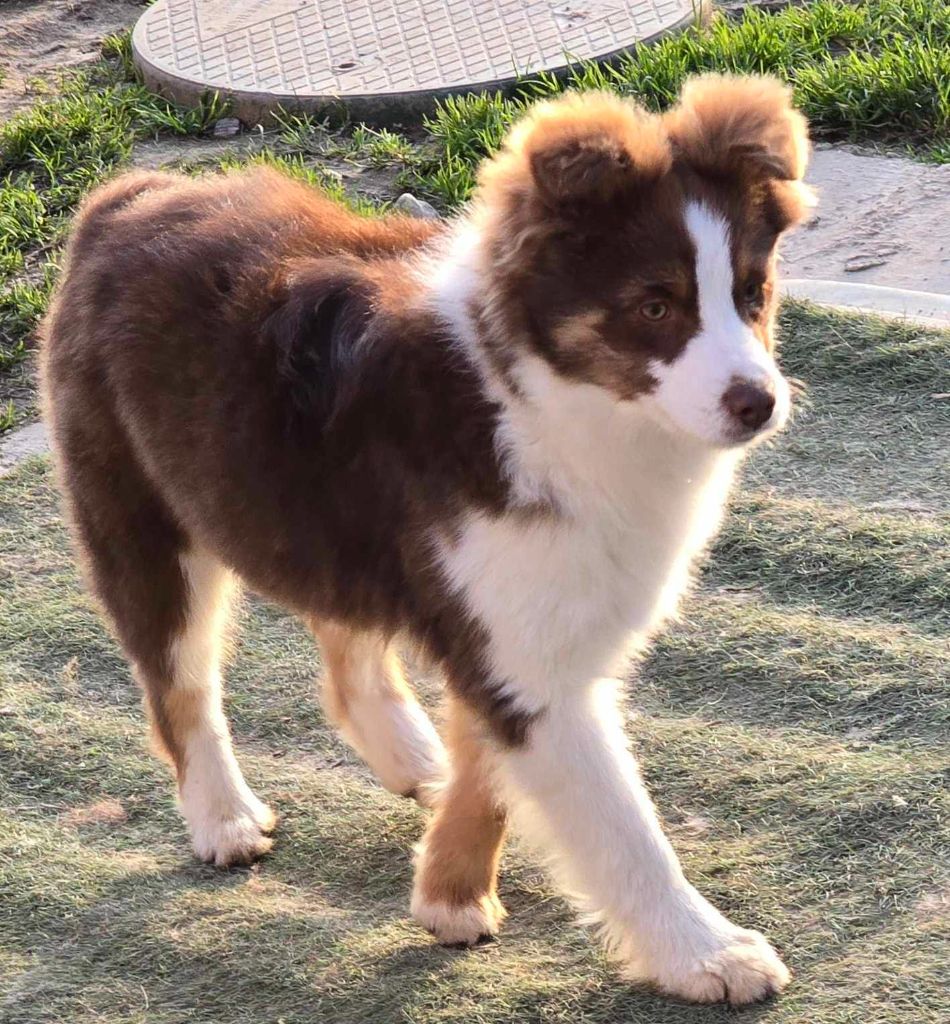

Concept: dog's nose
[[722, 380, 776, 431]]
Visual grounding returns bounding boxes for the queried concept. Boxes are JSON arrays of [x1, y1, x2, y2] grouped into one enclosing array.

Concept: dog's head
[[473, 75, 814, 448]]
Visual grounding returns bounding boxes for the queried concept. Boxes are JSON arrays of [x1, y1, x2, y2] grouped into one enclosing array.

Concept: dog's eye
[[743, 281, 765, 306], [639, 300, 669, 322]]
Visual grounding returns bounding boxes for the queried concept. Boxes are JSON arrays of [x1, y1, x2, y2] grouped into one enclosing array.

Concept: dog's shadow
[[8, 812, 790, 1023]]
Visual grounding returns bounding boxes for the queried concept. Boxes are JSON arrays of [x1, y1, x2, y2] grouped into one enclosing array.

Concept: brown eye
[[744, 281, 765, 306], [639, 300, 669, 322]]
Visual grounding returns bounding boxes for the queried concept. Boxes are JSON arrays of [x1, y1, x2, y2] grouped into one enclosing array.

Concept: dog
[[40, 74, 813, 1005]]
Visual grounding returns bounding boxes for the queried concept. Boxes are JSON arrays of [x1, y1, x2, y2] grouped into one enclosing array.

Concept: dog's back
[[39, 167, 495, 842], [40, 167, 490, 615]]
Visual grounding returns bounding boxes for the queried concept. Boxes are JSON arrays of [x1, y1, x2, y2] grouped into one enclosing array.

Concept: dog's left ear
[[665, 74, 810, 182], [482, 91, 671, 211]]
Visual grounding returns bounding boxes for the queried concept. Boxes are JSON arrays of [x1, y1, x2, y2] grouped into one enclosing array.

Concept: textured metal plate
[[132, 0, 701, 122]]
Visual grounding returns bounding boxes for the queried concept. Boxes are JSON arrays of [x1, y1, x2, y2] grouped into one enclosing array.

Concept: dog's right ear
[[664, 74, 814, 229], [265, 258, 372, 424], [480, 91, 671, 212], [665, 74, 809, 183]]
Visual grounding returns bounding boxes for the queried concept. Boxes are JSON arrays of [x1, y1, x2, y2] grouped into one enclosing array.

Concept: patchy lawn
[[1, 302, 948, 1023], [1, 0, 949, 1018]]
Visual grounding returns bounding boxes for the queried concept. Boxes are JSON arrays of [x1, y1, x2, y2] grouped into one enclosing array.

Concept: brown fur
[[40, 168, 537, 745], [461, 84, 811, 409], [413, 697, 508, 936]]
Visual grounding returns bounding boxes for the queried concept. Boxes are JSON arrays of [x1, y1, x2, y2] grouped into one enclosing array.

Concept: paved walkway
[[783, 146, 950, 297]]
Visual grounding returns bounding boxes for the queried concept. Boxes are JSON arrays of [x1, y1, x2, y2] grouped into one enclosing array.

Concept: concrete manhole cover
[[132, 0, 703, 123]]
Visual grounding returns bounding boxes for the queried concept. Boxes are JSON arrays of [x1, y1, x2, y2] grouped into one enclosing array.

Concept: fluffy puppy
[[41, 74, 813, 1005]]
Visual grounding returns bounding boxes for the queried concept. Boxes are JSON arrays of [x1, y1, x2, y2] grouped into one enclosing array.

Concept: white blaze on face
[[646, 201, 790, 447]]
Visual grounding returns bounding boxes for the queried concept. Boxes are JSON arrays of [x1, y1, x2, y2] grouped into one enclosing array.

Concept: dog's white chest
[[438, 441, 738, 711]]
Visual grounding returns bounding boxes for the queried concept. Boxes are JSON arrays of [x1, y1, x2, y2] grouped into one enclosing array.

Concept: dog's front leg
[[500, 679, 790, 1005]]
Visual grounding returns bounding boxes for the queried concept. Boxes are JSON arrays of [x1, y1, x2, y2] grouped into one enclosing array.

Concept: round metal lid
[[132, 0, 701, 123]]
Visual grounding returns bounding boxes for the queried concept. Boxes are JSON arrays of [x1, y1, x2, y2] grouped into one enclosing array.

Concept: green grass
[[745, 303, 950, 510], [1, 304, 948, 1023], [273, 109, 421, 169], [411, 0, 950, 206]]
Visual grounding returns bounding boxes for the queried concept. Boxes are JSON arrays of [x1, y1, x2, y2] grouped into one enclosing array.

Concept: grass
[[1, 303, 948, 1023], [744, 303, 950, 510]]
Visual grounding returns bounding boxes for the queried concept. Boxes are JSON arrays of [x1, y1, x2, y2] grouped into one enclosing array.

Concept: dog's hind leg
[[411, 695, 508, 945], [51, 406, 274, 866], [156, 549, 276, 866], [314, 622, 447, 807]]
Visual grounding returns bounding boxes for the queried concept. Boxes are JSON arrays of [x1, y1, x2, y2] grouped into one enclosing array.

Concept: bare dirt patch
[[0, 0, 142, 120], [60, 798, 128, 827]]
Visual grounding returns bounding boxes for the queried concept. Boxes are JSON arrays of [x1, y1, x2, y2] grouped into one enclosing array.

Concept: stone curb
[[781, 279, 950, 328]]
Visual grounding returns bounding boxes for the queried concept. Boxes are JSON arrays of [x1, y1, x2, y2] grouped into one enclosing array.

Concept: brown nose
[[722, 380, 775, 431]]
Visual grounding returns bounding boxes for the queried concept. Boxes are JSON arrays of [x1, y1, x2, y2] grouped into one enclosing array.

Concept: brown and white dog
[[41, 75, 813, 1005]]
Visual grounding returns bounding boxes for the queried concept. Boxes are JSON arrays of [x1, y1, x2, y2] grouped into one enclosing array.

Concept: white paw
[[411, 889, 507, 946], [649, 925, 791, 1005], [626, 890, 790, 1006], [342, 694, 448, 805], [190, 811, 275, 867], [182, 788, 277, 868]]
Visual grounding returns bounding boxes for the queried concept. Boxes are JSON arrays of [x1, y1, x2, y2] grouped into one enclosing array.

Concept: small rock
[[844, 256, 889, 273], [393, 193, 440, 220], [212, 117, 242, 139]]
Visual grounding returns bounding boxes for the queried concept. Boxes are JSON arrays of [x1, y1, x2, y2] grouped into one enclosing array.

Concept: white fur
[[644, 202, 790, 447], [172, 551, 274, 866], [422, 213, 790, 998], [410, 891, 505, 946], [434, 347, 740, 714], [319, 629, 447, 805], [499, 681, 789, 1001], [168, 550, 234, 691], [344, 694, 446, 806]]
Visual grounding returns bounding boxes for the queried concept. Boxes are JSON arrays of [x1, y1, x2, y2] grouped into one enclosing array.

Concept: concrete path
[[0, 422, 48, 478], [783, 146, 950, 297]]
